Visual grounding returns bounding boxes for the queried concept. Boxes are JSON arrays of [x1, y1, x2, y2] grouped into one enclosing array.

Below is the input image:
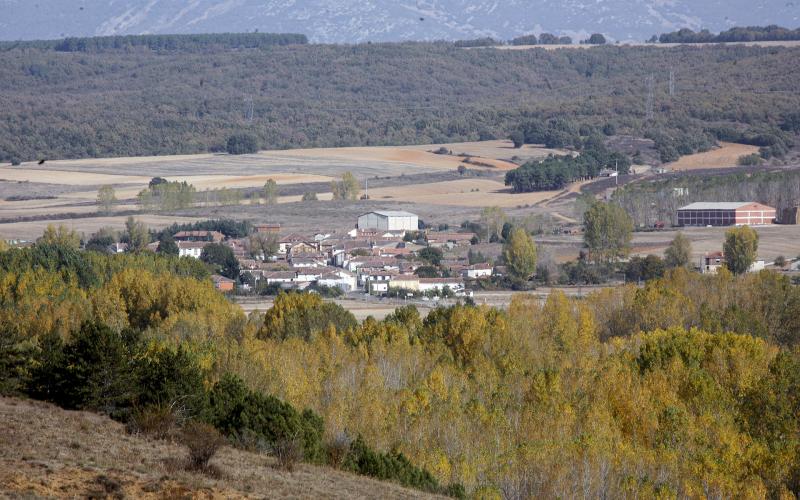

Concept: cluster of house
[[161, 211, 495, 295]]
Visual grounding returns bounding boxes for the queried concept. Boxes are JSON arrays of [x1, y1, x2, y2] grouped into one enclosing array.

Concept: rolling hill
[[1, 0, 798, 43]]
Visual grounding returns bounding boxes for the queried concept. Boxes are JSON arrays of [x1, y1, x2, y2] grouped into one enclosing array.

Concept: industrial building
[[677, 202, 776, 227], [357, 211, 419, 233]]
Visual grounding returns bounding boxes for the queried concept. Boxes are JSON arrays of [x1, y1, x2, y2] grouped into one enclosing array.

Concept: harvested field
[[629, 225, 800, 263], [535, 224, 800, 265], [0, 167, 148, 186], [0, 397, 439, 499], [0, 215, 203, 241], [667, 142, 760, 171], [366, 179, 560, 208], [13, 141, 547, 179], [401, 140, 568, 169], [0, 140, 574, 240]]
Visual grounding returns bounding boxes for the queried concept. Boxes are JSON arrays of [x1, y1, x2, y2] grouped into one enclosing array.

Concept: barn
[[677, 202, 776, 227], [357, 211, 419, 233]]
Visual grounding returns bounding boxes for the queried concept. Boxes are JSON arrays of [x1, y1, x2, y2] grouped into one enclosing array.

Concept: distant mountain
[[1, 0, 798, 43]]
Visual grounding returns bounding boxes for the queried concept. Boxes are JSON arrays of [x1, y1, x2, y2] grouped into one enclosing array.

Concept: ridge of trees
[[656, 25, 800, 44], [2, 42, 799, 163], [505, 138, 631, 192], [0, 33, 308, 52]]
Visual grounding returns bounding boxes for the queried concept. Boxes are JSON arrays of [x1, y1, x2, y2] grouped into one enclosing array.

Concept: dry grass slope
[[0, 397, 442, 499]]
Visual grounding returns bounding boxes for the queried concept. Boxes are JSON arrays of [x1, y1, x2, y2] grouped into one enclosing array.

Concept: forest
[[1, 40, 799, 162], [505, 136, 631, 192], [1, 227, 800, 497], [0, 33, 308, 52], [657, 25, 800, 44]]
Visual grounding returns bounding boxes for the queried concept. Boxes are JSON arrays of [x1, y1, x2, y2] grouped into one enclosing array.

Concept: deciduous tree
[[331, 172, 360, 201], [724, 225, 759, 275], [200, 243, 240, 279], [124, 217, 150, 252], [665, 232, 692, 268], [263, 179, 279, 205], [96, 185, 116, 214], [248, 232, 278, 261], [38, 224, 81, 250], [583, 202, 633, 264], [502, 228, 537, 281]]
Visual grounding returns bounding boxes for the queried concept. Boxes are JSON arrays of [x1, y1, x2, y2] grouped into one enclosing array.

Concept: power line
[[669, 69, 675, 97], [645, 74, 655, 121]]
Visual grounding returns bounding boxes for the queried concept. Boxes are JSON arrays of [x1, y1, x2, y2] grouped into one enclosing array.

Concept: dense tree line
[[657, 25, 800, 44], [138, 180, 196, 212], [154, 219, 252, 240], [0, 33, 308, 52], [0, 42, 798, 163], [453, 38, 498, 48], [505, 142, 630, 192]]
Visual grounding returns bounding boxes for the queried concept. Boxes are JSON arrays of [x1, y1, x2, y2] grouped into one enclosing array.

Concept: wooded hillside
[[1, 41, 799, 162]]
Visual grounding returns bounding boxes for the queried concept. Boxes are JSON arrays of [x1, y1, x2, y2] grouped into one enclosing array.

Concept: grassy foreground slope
[[0, 396, 439, 499]]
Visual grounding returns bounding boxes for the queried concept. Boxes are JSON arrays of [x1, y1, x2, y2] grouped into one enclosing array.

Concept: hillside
[[1, 41, 799, 163], [0, 396, 439, 499], [1, 1, 798, 43]]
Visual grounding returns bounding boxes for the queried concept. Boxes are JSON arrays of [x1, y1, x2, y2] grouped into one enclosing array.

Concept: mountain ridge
[[1, 0, 798, 43]]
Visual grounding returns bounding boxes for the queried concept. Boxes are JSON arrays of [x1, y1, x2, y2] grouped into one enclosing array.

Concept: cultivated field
[[667, 142, 760, 171], [0, 140, 562, 240], [0, 215, 204, 242], [367, 178, 560, 208]]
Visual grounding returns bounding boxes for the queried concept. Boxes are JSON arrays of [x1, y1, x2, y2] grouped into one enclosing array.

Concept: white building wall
[[178, 247, 203, 259], [358, 212, 418, 232]]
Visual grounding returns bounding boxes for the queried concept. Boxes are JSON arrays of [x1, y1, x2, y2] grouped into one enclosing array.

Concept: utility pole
[[669, 69, 675, 97], [645, 74, 655, 121], [243, 96, 254, 122]]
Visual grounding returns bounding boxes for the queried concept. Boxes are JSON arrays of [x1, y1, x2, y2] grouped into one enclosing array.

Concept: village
[[108, 199, 792, 302], [155, 210, 486, 298]]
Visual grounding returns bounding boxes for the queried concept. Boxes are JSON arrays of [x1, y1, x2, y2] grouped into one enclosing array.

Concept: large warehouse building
[[677, 202, 776, 227], [357, 211, 419, 232]]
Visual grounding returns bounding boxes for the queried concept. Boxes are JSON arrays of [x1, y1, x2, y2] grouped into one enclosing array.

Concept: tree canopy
[[724, 225, 759, 275], [200, 243, 239, 279], [583, 202, 633, 264], [502, 228, 538, 281]]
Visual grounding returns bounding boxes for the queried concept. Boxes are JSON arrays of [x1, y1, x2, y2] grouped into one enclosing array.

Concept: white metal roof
[[362, 211, 419, 218], [678, 202, 757, 211]]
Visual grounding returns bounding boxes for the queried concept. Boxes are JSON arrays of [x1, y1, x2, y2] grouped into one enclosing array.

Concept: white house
[[462, 263, 493, 279], [317, 270, 357, 292], [418, 278, 465, 293], [388, 276, 421, 291], [295, 268, 324, 283], [177, 241, 208, 259], [357, 211, 418, 233]]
